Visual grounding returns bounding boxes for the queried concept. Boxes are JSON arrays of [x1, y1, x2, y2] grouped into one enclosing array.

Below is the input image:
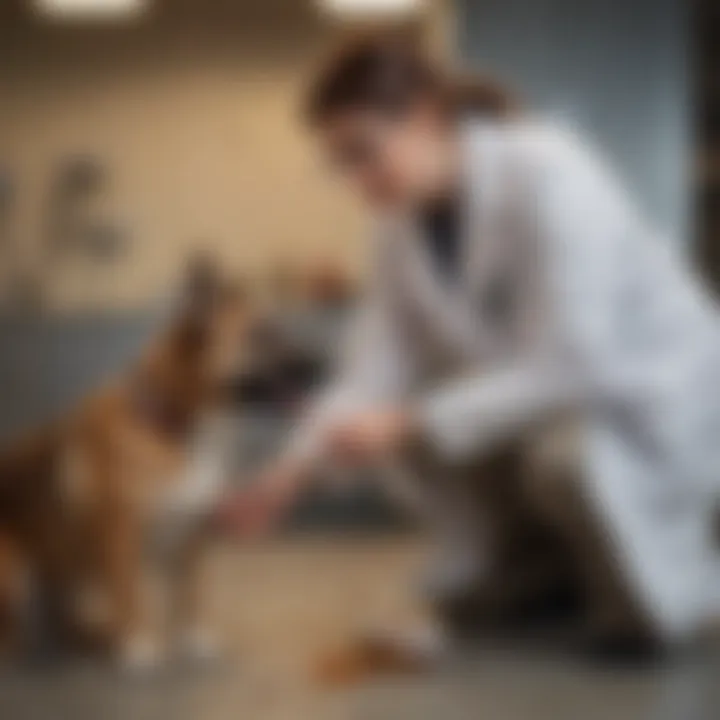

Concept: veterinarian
[[227, 33, 720, 661]]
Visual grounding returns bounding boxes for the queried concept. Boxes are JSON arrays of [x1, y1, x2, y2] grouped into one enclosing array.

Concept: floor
[[1, 536, 719, 720]]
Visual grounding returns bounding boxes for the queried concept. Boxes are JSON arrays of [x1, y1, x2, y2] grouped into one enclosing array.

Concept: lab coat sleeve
[[419, 358, 589, 461], [419, 126, 642, 460], [285, 233, 415, 468]]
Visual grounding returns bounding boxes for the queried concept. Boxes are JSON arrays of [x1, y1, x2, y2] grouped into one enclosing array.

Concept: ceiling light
[[318, 0, 424, 18], [34, 0, 147, 20]]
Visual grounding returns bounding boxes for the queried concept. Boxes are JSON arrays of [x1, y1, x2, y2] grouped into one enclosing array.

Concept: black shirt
[[419, 196, 462, 282]]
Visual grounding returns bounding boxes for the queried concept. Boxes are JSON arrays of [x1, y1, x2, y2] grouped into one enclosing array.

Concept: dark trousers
[[393, 430, 653, 644]]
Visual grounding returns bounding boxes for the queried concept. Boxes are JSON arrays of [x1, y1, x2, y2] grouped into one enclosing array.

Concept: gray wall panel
[[458, 0, 689, 245]]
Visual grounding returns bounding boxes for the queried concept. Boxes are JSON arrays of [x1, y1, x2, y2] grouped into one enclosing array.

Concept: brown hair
[[305, 33, 517, 127]]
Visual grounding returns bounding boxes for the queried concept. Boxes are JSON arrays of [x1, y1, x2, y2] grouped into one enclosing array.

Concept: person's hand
[[217, 459, 304, 539], [327, 407, 416, 464]]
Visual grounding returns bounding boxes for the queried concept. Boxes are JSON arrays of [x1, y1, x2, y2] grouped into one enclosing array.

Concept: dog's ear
[[179, 252, 223, 323]]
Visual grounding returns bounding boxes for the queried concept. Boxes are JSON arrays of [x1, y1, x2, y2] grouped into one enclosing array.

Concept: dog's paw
[[118, 634, 163, 674]]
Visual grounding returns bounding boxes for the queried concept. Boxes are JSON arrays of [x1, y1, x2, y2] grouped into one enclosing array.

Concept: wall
[[0, 0, 368, 312], [457, 0, 689, 246]]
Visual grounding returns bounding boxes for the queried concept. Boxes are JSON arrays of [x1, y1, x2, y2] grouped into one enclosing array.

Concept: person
[[223, 33, 720, 663]]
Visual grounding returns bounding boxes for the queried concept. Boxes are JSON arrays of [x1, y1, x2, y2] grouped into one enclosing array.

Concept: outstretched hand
[[216, 462, 301, 539], [326, 407, 415, 464], [216, 406, 414, 538]]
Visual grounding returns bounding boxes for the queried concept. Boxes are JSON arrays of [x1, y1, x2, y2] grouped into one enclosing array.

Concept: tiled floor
[[2, 537, 719, 720]]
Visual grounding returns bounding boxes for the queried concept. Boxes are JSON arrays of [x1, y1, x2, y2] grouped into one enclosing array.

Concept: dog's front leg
[[169, 532, 220, 665], [102, 507, 160, 673]]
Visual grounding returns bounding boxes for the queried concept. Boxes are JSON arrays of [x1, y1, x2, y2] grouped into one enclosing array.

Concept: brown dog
[[0, 258, 296, 670]]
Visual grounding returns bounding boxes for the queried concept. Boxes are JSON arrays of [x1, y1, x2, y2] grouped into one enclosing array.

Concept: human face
[[318, 102, 456, 210]]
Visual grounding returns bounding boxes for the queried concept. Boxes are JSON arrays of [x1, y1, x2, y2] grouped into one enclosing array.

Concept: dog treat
[[313, 634, 434, 688]]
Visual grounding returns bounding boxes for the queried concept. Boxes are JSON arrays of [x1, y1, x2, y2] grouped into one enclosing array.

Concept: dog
[[0, 256, 322, 671]]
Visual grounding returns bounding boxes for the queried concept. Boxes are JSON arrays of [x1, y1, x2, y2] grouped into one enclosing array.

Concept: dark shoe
[[575, 628, 668, 668]]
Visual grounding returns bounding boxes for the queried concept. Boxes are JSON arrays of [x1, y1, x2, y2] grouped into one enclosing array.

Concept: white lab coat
[[292, 119, 720, 641]]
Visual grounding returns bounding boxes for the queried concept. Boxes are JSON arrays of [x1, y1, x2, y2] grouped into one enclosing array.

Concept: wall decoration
[[47, 155, 127, 261], [0, 168, 36, 313]]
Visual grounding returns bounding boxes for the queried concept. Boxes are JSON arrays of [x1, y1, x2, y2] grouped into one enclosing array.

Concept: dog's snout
[[282, 354, 324, 390]]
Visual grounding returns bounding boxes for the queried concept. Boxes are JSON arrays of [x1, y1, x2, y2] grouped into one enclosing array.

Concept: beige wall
[[0, 0, 376, 312]]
